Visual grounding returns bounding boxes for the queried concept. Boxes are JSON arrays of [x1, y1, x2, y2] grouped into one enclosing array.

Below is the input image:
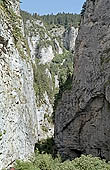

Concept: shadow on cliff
[[34, 137, 55, 155], [52, 73, 73, 122]]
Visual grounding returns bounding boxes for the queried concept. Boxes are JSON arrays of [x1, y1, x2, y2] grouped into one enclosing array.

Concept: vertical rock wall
[[55, 0, 110, 161], [0, 1, 38, 169], [63, 27, 78, 52]]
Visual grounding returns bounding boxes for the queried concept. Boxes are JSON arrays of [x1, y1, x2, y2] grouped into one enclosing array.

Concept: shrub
[[35, 137, 54, 155], [14, 154, 110, 170], [33, 62, 54, 105]]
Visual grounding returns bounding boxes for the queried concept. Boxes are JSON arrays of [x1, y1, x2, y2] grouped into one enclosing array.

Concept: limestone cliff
[[63, 27, 78, 52], [21, 11, 78, 141], [0, 1, 38, 169], [55, 0, 110, 161]]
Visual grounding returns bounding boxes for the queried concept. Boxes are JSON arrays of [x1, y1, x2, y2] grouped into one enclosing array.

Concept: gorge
[[0, 0, 110, 169], [0, 0, 79, 168]]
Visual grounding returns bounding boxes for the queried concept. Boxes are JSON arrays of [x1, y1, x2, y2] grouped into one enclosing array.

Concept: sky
[[20, 0, 86, 15]]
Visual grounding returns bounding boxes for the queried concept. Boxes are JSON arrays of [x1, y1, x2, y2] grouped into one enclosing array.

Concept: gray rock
[[55, 0, 110, 161], [54, 38, 63, 55], [38, 45, 55, 64], [0, 1, 38, 169], [37, 92, 54, 141], [63, 27, 78, 52], [23, 11, 55, 141]]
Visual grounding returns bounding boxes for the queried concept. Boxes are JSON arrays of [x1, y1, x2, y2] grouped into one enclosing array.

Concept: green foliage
[[0, 3, 22, 42], [21, 10, 46, 37], [35, 137, 54, 155], [21, 10, 80, 30], [14, 160, 35, 170], [41, 125, 48, 133], [0, 1, 30, 60], [0, 0, 3, 6], [3, 130, 6, 134], [21, 10, 74, 109], [49, 51, 73, 120], [44, 113, 53, 124], [20, 10, 34, 24], [33, 50, 73, 114], [38, 13, 80, 29], [0, 132, 2, 137], [50, 51, 73, 84], [14, 154, 110, 170], [33, 61, 54, 105], [0, 132, 2, 141], [53, 73, 73, 122], [36, 39, 54, 50]]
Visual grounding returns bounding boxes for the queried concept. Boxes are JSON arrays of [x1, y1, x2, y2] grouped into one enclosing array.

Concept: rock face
[[23, 17, 55, 141], [0, 1, 38, 169], [38, 45, 55, 64], [22, 12, 78, 141], [63, 27, 78, 52], [37, 92, 54, 140], [0, 1, 79, 168], [55, 0, 110, 161]]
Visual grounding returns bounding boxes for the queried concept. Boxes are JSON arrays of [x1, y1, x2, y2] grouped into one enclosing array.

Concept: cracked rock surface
[[0, 1, 38, 169], [55, 0, 110, 161]]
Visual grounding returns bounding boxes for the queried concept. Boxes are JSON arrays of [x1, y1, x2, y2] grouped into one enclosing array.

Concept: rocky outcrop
[[63, 27, 78, 52], [37, 45, 55, 64], [55, 0, 110, 161], [25, 19, 56, 64], [0, 1, 38, 169]]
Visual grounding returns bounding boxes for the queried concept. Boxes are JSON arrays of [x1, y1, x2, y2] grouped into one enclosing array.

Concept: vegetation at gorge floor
[[14, 153, 110, 170], [12, 138, 110, 170]]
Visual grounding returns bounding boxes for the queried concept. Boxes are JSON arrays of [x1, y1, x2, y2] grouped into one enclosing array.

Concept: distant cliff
[[55, 0, 110, 161], [21, 10, 79, 141]]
